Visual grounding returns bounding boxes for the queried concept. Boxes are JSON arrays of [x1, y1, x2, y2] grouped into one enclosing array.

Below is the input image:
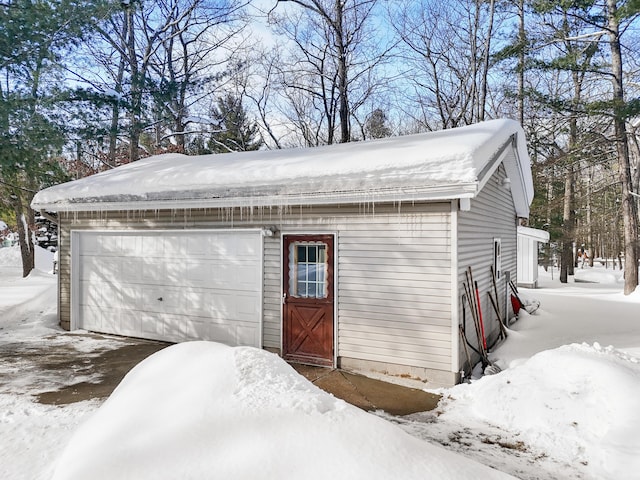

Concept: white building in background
[[517, 226, 550, 288]]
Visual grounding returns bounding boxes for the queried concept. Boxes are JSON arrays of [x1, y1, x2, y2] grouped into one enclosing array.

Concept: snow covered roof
[[517, 226, 550, 243], [31, 119, 533, 217]]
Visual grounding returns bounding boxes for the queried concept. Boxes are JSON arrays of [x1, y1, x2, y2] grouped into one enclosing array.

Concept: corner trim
[[450, 201, 460, 376]]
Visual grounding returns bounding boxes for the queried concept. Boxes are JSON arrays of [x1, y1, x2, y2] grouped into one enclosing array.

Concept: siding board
[[339, 312, 450, 328], [337, 345, 451, 370], [339, 322, 451, 341], [58, 201, 453, 374], [457, 164, 518, 371], [334, 313, 452, 331]]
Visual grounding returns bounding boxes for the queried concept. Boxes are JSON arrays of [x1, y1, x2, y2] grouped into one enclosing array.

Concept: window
[[289, 242, 327, 298], [494, 238, 502, 278]]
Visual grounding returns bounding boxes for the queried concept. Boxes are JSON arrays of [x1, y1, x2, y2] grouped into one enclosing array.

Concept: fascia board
[[33, 183, 479, 213]]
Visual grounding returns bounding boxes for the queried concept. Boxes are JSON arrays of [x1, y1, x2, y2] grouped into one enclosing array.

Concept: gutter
[[31, 182, 480, 213]]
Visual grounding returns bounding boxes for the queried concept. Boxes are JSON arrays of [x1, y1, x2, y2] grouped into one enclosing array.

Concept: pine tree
[[364, 109, 392, 139], [209, 95, 262, 153], [0, 0, 94, 276]]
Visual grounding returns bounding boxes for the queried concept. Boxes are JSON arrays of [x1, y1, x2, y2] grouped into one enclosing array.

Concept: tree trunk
[[126, 5, 140, 162], [608, 0, 638, 294], [587, 166, 594, 267], [478, 0, 495, 122], [517, 0, 525, 125], [335, 0, 350, 143], [13, 196, 35, 278], [560, 165, 575, 283], [109, 18, 128, 165]]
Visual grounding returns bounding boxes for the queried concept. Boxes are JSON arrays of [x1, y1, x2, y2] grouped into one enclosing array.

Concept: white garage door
[[73, 230, 262, 347]]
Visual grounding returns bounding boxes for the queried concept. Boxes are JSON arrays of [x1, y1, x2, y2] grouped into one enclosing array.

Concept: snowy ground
[[0, 246, 140, 480], [386, 266, 640, 480], [1, 244, 639, 479]]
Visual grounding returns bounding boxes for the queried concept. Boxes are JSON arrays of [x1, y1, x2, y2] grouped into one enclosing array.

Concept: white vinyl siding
[[336, 212, 452, 372], [517, 230, 547, 288], [58, 202, 453, 372], [262, 237, 281, 348], [457, 164, 518, 368]]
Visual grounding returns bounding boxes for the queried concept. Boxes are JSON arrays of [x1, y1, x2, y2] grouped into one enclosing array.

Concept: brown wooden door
[[283, 234, 334, 366]]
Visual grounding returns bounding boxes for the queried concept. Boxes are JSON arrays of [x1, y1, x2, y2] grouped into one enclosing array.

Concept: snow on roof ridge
[[32, 119, 532, 213]]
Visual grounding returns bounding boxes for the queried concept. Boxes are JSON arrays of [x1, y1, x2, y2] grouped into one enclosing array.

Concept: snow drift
[[439, 343, 640, 480], [52, 342, 514, 480]]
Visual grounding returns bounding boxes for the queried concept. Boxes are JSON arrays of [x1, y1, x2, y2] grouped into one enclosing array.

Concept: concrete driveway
[[0, 331, 168, 405], [0, 330, 439, 415]]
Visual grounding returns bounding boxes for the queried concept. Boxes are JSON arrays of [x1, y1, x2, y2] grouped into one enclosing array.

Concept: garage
[[72, 229, 263, 346], [32, 119, 534, 386]]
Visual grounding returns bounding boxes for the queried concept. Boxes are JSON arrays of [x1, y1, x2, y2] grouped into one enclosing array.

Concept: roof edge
[[517, 225, 550, 242], [33, 183, 479, 213]]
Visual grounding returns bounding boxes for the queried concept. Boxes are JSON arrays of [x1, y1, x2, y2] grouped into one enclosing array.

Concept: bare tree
[[271, 0, 389, 144], [392, 0, 503, 130], [149, 0, 249, 152], [73, 0, 249, 163]]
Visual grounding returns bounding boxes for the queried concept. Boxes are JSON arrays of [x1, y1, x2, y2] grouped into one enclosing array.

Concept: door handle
[[282, 292, 287, 304], [157, 297, 163, 302]]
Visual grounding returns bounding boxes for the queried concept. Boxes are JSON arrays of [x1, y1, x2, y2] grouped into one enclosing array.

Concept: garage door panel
[[101, 235, 123, 255], [101, 281, 122, 306], [185, 261, 209, 284], [183, 287, 210, 317], [211, 264, 260, 291], [142, 236, 165, 257], [120, 285, 140, 309], [119, 310, 141, 336], [209, 234, 230, 257], [236, 265, 260, 289], [184, 318, 209, 340], [75, 230, 262, 348], [209, 322, 238, 344], [164, 314, 186, 339], [185, 236, 207, 256], [160, 288, 183, 315], [79, 257, 100, 282], [121, 260, 142, 284], [80, 305, 102, 332], [140, 260, 165, 284], [81, 256, 122, 285], [80, 281, 105, 307], [236, 325, 258, 346], [120, 234, 142, 256], [100, 307, 121, 333], [80, 234, 100, 255], [140, 312, 164, 336], [166, 261, 189, 288], [209, 292, 234, 319], [140, 287, 169, 314], [162, 236, 181, 257], [232, 236, 260, 257], [236, 294, 260, 320]]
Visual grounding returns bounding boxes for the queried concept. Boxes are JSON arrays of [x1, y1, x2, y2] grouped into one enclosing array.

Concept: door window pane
[[289, 242, 328, 298], [297, 245, 306, 262], [297, 280, 307, 297]]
